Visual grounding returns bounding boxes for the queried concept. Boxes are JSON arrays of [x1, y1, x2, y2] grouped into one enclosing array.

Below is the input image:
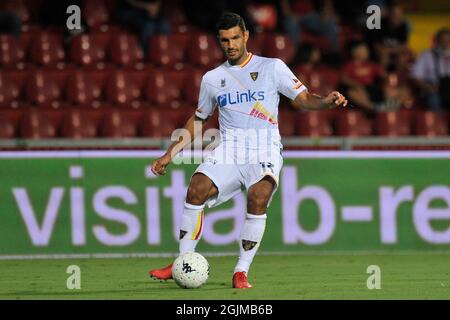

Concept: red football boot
[[149, 263, 173, 281], [232, 271, 253, 289]]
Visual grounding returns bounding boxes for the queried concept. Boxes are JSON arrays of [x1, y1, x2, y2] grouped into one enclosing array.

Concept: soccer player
[[149, 12, 347, 288]]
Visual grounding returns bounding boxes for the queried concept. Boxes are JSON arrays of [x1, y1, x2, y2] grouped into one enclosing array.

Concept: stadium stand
[[30, 32, 66, 67], [0, 0, 448, 146], [148, 34, 188, 69], [415, 111, 449, 136], [61, 109, 98, 139], [375, 110, 414, 136], [0, 34, 25, 69], [336, 110, 373, 137]]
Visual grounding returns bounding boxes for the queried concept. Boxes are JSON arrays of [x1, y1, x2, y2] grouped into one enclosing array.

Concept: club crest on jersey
[[250, 72, 258, 81]]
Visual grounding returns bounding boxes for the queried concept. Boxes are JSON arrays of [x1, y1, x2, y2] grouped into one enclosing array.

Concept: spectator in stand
[[116, 0, 170, 57], [281, 0, 340, 52], [341, 40, 410, 112], [340, 40, 385, 111], [0, 11, 22, 37], [295, 43, 322, 71], [412, 28, 450, 111], [366, 3, 410, 68], [384, 54, 414, 110]]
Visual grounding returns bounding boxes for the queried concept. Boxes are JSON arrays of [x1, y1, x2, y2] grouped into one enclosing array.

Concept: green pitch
[[0, 254, 449, 300]]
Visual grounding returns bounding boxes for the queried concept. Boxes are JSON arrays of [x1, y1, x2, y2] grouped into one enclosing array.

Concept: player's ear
[[243, 30, 249, 43]]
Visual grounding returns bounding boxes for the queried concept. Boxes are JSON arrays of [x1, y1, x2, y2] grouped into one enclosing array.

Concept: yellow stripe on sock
[[191, 210, 203, 240]]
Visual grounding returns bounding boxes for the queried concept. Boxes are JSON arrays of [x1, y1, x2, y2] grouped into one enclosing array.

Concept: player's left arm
[[292, 90, 348, 110], [274, 58, 347, 111]]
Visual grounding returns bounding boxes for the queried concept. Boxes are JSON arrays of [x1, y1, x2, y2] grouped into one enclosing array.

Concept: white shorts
[[194, 143, 283, 208]]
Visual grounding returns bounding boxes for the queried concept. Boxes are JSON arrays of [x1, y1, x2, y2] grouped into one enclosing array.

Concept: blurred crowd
[[0, 0, 449, 114]]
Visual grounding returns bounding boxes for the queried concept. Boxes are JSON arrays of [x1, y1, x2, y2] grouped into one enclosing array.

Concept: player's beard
[[227, 47, 244, 65]]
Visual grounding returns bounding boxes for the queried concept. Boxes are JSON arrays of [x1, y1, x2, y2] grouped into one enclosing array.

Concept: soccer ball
[[172, 252, 210, 289]]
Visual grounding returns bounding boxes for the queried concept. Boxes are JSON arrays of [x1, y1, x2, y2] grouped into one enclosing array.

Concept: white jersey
[[195, 53, 307, 150]]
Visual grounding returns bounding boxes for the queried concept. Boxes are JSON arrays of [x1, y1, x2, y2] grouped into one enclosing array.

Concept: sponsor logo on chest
[[217, 90, 265, 107]]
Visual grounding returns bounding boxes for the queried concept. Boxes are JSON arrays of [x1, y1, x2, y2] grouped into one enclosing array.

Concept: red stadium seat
[[19, 109, 57, 139], [172, 23, 199, 35], [336, 110, 373, 137], [70, 34, 111, 68], [415, 111, 448, 137], [83, 0, 115, 32], [2, 69, 30, 106], [141, 109, 189, 138], [0, 35, 26, 69], [263, 34, 295, 64], [0, 72, 21, 108], [145, 69, 184, 108], [148, 34, 187, 69], [100, 109, 137, 138], [66, 71, 103, 108], [278, 110, 296, 137], [30, 32, 65, 67], [294, 66, 340, 96], [25, 71, 64, 108], [375, 111, 413, 136], [38, 109, 65, 133], [188, 33, 223, 69], [105, 71, 143, 107], [84, 69, 111, 95], [297, 111, 334, 137], [18, 31, 34, 54], [0, 115, 16, 138], [61, 109, 98, 138], [122, 109, 145, 131], [182, 68, 203, 104], [110, 33, 144, 68], [0, 109, 24, 129]]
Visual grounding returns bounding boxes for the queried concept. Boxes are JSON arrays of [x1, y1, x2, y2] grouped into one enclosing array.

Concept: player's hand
[[150, 154, 171, 176], [324, 91, 348, 108]]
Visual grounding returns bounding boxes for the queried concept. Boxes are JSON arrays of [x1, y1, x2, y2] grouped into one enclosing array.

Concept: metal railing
[[1, 136, 450, 150]]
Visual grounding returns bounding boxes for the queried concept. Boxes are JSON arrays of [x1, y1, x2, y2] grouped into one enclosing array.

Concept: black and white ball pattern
[[172, 252, 210, 289]]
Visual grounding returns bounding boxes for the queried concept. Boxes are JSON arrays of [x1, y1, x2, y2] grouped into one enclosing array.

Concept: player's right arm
[[151, 75, 216, 176], [150, 114, 208, 176]]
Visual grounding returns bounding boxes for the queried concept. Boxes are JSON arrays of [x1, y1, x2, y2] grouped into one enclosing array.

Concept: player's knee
[[186, 183, 209, 205], [247, 194, 270, 213]]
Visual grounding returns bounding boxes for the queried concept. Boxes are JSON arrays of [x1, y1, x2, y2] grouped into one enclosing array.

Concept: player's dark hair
[[216, 12, 246, 34]]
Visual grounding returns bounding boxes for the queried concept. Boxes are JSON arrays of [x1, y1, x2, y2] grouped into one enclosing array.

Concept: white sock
[[179, 202, 205, 255], [234, 213, 267, 275]]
